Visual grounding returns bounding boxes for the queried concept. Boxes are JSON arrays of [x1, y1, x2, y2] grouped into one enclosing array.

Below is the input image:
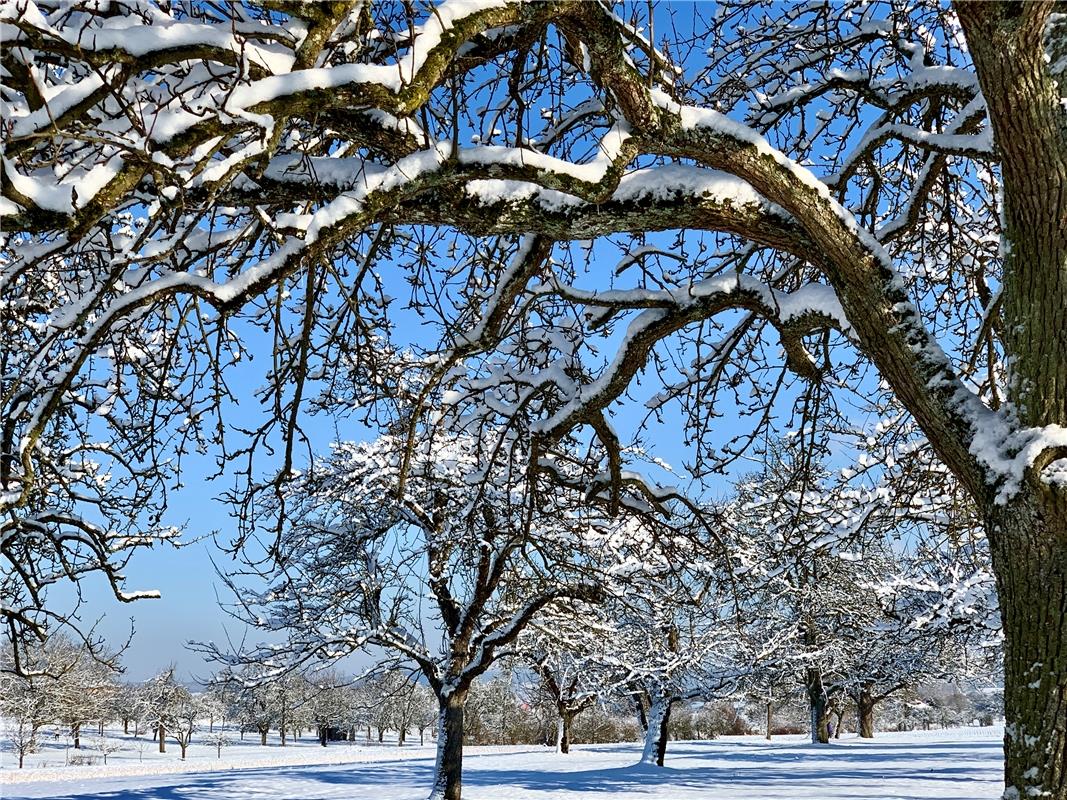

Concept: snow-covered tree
[[168, 691, 200, 759], [89, 732, 126, 765], [730, 437, 998, 742], [731, 454, 878, 743], [577, 518, 748, 767], [376, 670, 429, 747], [218, 425, 616, 799], [202, 729, 233, 760], [141, 668, 188, 754], [0, 669, 51, 768], [520, 606, 617, 754], [305, 671, 351, 747], [411, 684, 438, 747], [225, 670, 281, 747], [6, 3, 1067, 795], [39, 639, 119, 751]]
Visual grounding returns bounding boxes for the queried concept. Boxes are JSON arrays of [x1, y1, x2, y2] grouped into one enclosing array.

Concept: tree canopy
[[4, 2, 1067, 798]]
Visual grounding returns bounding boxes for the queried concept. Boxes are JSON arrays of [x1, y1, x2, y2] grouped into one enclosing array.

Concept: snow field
[[3, 726, 1004, 799]]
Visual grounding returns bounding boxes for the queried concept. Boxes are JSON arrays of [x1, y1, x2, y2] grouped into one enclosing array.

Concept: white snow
[[612, 164, 763, 205], [464, 179, 584, 211], [2, 726, 1004, 799], [458, 122, 631, 185]]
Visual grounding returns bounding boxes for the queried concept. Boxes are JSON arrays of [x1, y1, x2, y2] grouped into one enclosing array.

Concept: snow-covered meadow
[[3, 727, 1003, 800]]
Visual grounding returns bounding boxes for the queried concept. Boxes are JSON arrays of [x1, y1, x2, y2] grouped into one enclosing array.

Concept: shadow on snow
[[6, 738, 1001, 800]]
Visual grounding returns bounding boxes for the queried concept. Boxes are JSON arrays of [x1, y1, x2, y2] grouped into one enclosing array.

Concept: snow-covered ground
[[3, 724, 431, 779], [2, 726, 1004, 799]]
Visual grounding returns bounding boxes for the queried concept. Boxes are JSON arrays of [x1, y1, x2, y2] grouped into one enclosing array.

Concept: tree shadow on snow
[[4, 740, 1000, 800]]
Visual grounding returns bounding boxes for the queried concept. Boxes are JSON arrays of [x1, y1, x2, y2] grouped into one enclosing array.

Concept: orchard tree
[[142, 668, 188, 754], [377, 670, 428, 747], [91, 732, 126, 765], [731, 453, 891, 744], [164, 690, 201, 759], [305, 671, 350, 747], [214, 426, 621, 800], [578, 517, 746, 767], [46, 640, 118, 750], [0, 669, 51, 768], [520, 606, 619, 754], [5, 2, 1067, 796], [202, 729, 233, 759], [226, 670, 281, 747], [835, 430, 1001, 738], [411, 684, 439, 747]]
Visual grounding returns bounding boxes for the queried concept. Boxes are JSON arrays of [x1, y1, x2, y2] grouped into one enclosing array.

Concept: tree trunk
[[858, 682, 876, 739], [833, 706, 844, 739], [556, 711, 575, 754], [124, 718, 129, 735], [633, 693, 648, 732], [180, 742, 188, 760], [806, 668, 830, 744], [159, 723, 166, 753], [320, 725, 328, 747], [260, 729, 268, 746], [639, 696, 672, 766], [429, 690, 467, 800], [378, 727, 384, 743], [988, 500, 1067, 799], [398, 727, 406, 747], [953, 7, 1067, 794], [765, 700, 772, 741], [73, 723, 80, 749]]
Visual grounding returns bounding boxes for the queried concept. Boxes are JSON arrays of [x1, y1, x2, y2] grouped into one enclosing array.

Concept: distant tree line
[[2, 635, 1001, 770]]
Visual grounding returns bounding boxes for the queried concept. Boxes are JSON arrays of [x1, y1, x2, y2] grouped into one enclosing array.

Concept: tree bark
[[640, 696, 673, 766], [556, 711, 576, 754], [765, 700, 772, 741], [806, 668, 830, 744], [73, 723, 80, 750], [953, 6, 1067, 796], [259, 728, 268, 746], [429, 690, 467, 800], [633, 693, 648, 732], [988, 500, 1067, 799], [858, 683, 876, 739], [158, 723, 165, 753]]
